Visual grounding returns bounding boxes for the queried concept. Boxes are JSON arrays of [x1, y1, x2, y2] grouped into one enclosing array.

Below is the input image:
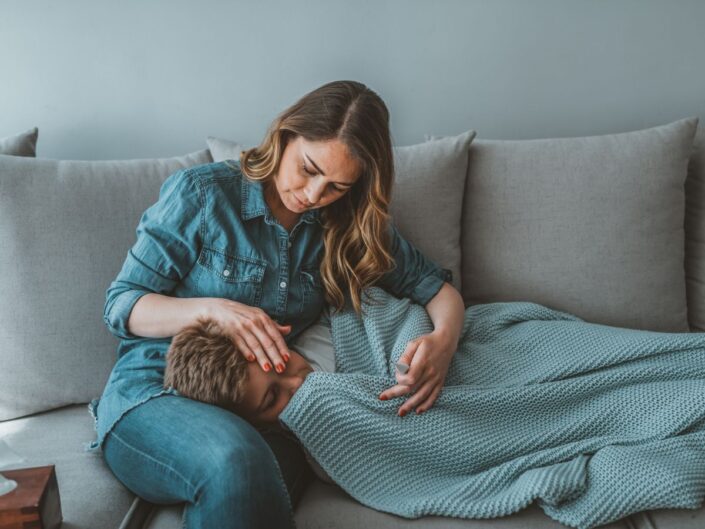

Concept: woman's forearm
[[425, 282, 465, 353], [127, 292, 211, 338]]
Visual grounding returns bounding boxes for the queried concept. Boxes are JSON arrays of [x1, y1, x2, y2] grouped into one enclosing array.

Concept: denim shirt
[[85, 159, 452, 452]]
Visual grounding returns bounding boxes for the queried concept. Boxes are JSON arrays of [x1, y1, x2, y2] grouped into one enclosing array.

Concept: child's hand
[[378, 330, 455, 416]]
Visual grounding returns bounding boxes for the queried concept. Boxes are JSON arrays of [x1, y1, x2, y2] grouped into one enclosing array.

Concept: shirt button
[[287, 241, 292, 248], [280, 281, 287, 289], [223, 269, 231, 277]]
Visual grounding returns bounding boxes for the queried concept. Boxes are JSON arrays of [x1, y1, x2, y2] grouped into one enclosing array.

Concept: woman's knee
[[102, 428, 195, 504], [175, 412, 295, 526], [102, 396, 290, 506], [197, 418, 292, 490]]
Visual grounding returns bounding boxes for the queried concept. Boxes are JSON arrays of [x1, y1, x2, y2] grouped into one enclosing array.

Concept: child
[[163, 307, 336, 482]]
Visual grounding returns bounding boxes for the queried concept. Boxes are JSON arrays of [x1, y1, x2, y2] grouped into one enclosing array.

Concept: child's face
[[235, 348, 314, 427]]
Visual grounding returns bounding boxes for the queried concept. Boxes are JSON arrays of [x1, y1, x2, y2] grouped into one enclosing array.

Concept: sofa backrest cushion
[[684, 125, 705, 331], [459, 117, 698, 332], [206, 130, 477, 295], [0, 150, 213, 421]]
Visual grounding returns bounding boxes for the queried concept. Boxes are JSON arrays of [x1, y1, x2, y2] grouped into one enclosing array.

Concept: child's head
[[164, 317, 313, 428]]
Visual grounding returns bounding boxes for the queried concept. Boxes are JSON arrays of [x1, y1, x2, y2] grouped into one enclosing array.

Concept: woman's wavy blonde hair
[[240, 80, 396, 317]]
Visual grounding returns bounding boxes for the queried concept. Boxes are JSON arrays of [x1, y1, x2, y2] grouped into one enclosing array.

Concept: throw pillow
[[0, 127, 38, 156], [206, 130, 477, 295], [206, 136, 244, 163]]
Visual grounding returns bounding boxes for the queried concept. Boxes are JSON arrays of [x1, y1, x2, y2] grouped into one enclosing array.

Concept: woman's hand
[[206, 298, 293, 374], [378, 329, 456, 416]]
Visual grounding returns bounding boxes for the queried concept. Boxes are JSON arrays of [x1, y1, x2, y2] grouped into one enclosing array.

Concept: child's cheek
[[277, 394, 292, 417]]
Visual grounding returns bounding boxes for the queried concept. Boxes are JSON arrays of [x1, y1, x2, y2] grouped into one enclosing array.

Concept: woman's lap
[[102, 393, 311, 528]]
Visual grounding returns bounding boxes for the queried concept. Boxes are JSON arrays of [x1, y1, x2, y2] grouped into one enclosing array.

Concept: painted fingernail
[[247, 355, 256, 362], [379, 395, 388, 401], [275, 363, 284, 373], [283, 353, 290, 362], [263, 362, 271, 372], [399, 409, 407, 417]]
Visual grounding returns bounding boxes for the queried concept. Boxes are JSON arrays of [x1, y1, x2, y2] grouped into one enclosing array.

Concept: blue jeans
[[101, 394, 311, 529]]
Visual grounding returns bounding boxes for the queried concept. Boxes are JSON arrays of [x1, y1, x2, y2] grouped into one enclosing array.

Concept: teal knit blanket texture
[[278, 287, 705, 529]]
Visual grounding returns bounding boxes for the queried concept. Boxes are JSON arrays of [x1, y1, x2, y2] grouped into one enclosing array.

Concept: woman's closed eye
[[301, 162, 348, 192]]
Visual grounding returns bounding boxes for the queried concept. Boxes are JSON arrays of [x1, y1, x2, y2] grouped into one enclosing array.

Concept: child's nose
[[285, 375, 305, 394]]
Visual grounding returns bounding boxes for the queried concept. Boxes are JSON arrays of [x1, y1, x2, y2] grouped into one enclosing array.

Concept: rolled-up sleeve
[[376, 223, 453, 307], [103, 168, 203, 340]]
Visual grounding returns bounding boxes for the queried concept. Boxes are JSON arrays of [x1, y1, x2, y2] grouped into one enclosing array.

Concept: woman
[[88, 80, 465, 528]]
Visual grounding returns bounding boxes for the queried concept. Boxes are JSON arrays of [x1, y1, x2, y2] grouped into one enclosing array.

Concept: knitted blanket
[[278, 287, 705, 529]]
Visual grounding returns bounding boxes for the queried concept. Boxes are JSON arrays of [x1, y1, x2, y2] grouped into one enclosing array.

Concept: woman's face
[[234, 348, 314, 427], [270, 135, 361, 213]]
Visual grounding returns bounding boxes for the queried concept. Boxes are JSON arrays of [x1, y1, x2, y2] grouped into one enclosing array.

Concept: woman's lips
[[294, 195, 310, 208]]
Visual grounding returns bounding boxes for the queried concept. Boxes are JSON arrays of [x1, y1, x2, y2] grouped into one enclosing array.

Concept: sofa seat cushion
[[3, 404, 702, 528], [0, 404, 140, 529], [141, 478, 633, 529]]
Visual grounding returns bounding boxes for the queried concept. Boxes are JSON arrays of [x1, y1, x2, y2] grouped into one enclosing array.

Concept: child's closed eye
[[266, 387, 278, 409]]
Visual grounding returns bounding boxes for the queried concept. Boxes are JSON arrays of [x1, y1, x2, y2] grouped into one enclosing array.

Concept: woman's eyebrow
[[305, 153, 355, 186], [304, 153, 326, 176]]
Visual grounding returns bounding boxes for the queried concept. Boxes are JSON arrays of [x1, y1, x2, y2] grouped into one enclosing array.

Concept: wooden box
[[0, 465, 62, 529]]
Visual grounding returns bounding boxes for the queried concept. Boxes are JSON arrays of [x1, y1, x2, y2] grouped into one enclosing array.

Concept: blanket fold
[[278, 287, 705, 529]]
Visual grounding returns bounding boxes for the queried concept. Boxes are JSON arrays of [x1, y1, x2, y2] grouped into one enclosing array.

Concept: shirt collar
[[240, 173, 322, 226]]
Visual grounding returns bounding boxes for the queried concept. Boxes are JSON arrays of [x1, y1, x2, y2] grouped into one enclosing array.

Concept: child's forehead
[[244, 362, 268, 387], [239, 363, 271, 404]]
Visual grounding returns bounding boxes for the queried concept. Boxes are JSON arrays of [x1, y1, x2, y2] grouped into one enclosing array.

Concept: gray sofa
[[1, 117, 704, 529]]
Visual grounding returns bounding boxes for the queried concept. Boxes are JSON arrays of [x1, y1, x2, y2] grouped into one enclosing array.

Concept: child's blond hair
[[164, 316, 249, 412]]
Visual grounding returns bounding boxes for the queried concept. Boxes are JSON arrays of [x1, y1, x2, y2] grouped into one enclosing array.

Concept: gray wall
[[2, 0, 704, 160]]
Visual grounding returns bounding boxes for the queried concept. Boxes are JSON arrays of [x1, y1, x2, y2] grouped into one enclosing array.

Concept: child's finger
[[396, 339, 429, 385], [397, 360, 428, 388], [414, 384, 443, 415], [397, 381, 433, 417], [378, 384, 413, 401], [398, 339, 421, 367]]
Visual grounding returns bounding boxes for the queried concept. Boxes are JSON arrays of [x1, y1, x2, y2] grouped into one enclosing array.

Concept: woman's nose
[[304, 182, 325, 204]]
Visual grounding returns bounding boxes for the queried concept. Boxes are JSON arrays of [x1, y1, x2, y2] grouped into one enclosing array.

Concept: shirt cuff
[[103, 289, 151, 340], [409, 267, 453, 307]]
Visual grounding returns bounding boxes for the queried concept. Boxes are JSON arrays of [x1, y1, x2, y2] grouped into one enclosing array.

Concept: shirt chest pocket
[[196, 246, 267, 306], [299, 266, 324, 313]]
